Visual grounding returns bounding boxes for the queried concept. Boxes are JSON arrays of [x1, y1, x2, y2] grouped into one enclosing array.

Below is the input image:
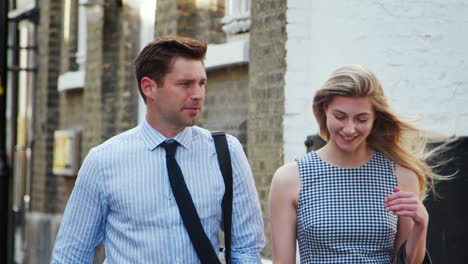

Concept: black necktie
[[161, 140, 220, 264]]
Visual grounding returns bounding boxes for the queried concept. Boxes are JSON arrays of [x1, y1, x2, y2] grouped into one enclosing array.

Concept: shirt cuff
[[231, 251, 262, 264]]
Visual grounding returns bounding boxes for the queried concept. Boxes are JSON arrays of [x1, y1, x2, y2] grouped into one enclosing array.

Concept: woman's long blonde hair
[[313, 64, 442, 199]]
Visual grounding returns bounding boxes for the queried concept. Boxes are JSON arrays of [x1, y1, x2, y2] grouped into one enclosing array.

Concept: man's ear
[[141, 77, 157, 100]]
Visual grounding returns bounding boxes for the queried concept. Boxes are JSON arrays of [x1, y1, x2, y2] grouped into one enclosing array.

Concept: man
[[51, 36, 265, 263]]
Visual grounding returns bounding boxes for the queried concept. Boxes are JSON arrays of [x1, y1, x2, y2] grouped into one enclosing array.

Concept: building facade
[[1, 0, 467, 263]]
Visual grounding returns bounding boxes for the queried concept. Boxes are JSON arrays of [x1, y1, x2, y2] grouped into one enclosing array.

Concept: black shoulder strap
[[212, 132, 233, 264]]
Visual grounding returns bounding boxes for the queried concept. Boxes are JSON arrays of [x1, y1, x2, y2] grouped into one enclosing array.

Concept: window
[[204, 0, 251, 69], [221, 0, 251, 41], [57, 0, 88, 91]]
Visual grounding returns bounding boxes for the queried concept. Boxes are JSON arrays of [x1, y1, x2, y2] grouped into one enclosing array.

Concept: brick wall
[[53, 0, 140, 213], [59, 0, 79, 73], [155, 0, 225, 43], [154, 0, 178, 37], [248, 0, 287, 258], [82, 3, 105, 155], [114, 6, 140, 134], [201, 65, 249, 148], [26, 0, 63, 261], [192, 0, 225, 44], [26, 0, 140, 262], [32, 0, 62, 213]]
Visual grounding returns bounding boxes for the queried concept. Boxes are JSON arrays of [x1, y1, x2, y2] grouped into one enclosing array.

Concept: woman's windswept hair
[[312, 64, 446, 199]]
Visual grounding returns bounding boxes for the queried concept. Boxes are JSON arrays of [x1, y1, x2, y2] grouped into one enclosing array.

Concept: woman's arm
[[269, 162, 301, 264], [386, 164, 428, 264]]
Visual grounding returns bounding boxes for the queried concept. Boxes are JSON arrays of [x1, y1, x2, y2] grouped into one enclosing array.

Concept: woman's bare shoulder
[[273, 162, 300, 184], [395, 163, 419, 194], [271, 162, 301, 203]]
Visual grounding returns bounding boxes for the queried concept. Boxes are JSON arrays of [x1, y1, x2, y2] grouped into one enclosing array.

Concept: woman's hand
[[391, 165, 429, 264], [385, 187, 428, 227]]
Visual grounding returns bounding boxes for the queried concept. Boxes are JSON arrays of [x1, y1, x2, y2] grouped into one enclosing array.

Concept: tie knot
[[161, 140, 179, 157]]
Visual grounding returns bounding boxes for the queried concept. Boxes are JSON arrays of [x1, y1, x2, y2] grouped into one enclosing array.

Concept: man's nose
[[191, 85, 204, 100]]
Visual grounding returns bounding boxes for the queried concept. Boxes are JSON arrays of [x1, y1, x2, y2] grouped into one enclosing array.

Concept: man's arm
[[226, 136, 265, 264], [51, 149, 107, 263]]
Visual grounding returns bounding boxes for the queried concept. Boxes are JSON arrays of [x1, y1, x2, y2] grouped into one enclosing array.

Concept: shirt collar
[[140, 119, 193, 151]]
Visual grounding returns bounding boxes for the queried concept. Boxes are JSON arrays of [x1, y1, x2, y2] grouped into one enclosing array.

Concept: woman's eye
[[335, 116, 345, 120], [357, 119, 368, 123]]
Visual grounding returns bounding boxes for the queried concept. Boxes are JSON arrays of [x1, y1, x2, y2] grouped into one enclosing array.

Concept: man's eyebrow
[[176, 78, 207, 82]]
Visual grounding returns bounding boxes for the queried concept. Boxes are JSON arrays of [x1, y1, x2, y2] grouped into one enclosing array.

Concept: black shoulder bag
[[170, 132, 233, 264], [212, 132, 233, 264]]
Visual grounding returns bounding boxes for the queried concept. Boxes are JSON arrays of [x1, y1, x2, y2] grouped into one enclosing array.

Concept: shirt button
[[176, 257, 180, 262], [167, 195, 172, 200], [172, 226, 176, 230]]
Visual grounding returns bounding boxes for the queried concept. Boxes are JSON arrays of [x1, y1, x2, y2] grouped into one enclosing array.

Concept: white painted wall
[[283, 0, 468, 163], [136, 0, 157, 124]]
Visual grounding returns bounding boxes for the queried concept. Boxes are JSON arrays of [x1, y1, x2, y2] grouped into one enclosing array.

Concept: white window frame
[[221, 0, 251, 41], [57, 0, 90, 91], [205, 0, 251, 70]]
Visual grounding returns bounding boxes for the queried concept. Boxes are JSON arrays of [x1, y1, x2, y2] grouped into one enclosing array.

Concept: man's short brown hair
[[134, 36, 207, 102]]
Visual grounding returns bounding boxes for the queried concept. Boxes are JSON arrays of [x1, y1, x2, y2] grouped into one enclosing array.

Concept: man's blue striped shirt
[[52, 120, 265, 263]]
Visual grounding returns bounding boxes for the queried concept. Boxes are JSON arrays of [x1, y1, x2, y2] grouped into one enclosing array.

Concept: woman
[[269, 65, 436, 263]]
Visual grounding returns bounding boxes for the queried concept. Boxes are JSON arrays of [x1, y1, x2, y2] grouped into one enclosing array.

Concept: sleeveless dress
[[296, 151, 398, 263]]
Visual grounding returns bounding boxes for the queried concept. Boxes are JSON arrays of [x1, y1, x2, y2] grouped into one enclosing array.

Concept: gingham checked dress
[[296, 151, 398, 263]]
